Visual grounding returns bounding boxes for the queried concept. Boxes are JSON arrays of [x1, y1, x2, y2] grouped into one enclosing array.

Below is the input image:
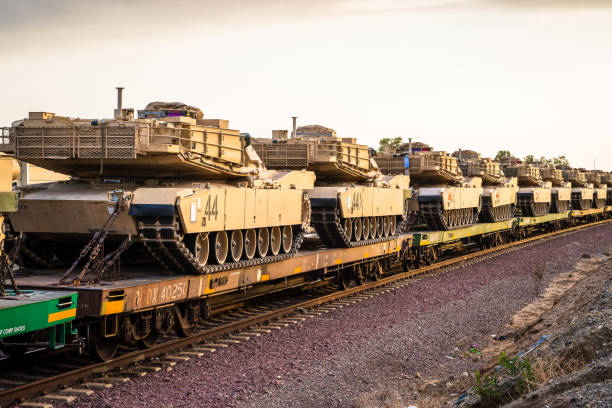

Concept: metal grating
[[13, 126, 140, 159]]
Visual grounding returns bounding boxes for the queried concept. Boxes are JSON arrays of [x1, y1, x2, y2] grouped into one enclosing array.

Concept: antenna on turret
[[291, 116, 297, 139], [114, 87, 124, 119]]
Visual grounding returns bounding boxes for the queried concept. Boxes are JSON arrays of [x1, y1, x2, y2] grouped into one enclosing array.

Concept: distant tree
[[494, 150, 511, 161], [524, 155, 535, 163], [378, 137, 403, 152], [553, 155, 569, 168]]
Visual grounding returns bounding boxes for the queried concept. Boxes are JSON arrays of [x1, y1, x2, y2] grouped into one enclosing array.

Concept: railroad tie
[[180, 351, 204, 357], [59, 388, 95, 396], [82, 382, 113, 389], [40, 394, 77, 403], [203, 342, 230, 348], [192, 346, 217, 352], [98, 377, 130, 383], [16, 402, 53, 408]]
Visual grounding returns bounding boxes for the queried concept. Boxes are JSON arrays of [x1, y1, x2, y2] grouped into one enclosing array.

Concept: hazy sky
[[1, 0, 611, 170]]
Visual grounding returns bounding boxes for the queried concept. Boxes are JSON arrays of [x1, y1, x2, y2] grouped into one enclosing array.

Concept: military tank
[[0, 155, 19, 292], [585, 171, 607, 209], [562, 168, 593, 210], [452, 150, 517, 223], [500, 158, 551, 217], [538, 165, 571, 213], [376, 143, 482, 230], [253, 125, 410, 247], [0, 90, 315, 274]]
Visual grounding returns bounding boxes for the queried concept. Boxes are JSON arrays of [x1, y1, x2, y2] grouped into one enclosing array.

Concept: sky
[[1, 0, 611, 170]]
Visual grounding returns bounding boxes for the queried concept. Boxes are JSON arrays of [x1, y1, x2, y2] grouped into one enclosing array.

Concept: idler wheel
[[229, 230, 243, 262], [211, 231, 228, 264], [383, 216, 391, 237], [369, 217, 376, 239], [269, 226, 282, 256], [257, 228, 269, 258], [281, 225, 293, 253], [376, 217, 384, 237], [362, 217, 370, 240], [343, 218, 353, 242], [192, 233, 210, 266], [243, 229, 257, 260], [389, 216, 397, 235], [353, 218, 362, 241]]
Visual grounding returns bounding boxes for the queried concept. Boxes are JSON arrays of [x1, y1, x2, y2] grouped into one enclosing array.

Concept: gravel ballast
[[68, 223, 612, 408]]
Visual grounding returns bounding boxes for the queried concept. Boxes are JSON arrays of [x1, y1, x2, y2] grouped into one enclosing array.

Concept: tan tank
[[0, 90, 315, 274], [253, 125, 409, 246], [500, 157, 551, 217], [562, 168, 594, 210], [0, 156, 19, 288], [452, 151, 518, 223], [537, 165, 571, 213], [584, 171, 607, 208], [375, 143, 482, 230]]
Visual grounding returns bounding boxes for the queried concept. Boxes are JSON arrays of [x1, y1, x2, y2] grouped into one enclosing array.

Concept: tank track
[[139, 216, 305, 274], [550, 196, 570, 213], [571, 192, 591, 210], [419, 201, 477, 231], [310, 207, 399, 248], [478, 198, 514, 223], [517, 196, 549, 217]]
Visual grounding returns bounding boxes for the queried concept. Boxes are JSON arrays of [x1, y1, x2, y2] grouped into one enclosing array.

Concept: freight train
[[0, 91, 611, 361]]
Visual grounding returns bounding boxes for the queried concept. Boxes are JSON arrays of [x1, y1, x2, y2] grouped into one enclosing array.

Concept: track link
[[310, 207, 399, 248], [479, 198, 514, 223], [420, 201, 477, 230], [139, 217, 304, 274]]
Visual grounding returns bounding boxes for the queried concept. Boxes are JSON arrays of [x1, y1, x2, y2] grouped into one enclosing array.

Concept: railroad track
[[2, 218, 611, 407]]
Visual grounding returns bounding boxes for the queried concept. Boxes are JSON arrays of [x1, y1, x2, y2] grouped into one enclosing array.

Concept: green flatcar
[[0, 290, 78, 355]]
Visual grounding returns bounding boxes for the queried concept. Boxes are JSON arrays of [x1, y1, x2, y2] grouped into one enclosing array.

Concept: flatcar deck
[[15, 236, 412, 318]]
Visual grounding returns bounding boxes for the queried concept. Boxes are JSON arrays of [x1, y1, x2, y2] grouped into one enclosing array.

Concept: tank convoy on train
[[0, 89, 610, 364]]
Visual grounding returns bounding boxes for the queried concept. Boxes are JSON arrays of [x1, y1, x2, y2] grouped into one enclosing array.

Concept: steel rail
[[1, 217, 610, 406]]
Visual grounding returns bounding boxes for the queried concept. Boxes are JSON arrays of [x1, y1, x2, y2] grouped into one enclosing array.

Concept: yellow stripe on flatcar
[[48, 308, 76, 323], [103, 300, 125, 315], [293, 266, 302, 274]]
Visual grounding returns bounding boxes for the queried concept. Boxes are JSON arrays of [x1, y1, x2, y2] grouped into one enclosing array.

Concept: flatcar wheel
[[138, 332, 159, 349], [383, 216, 391, 237], [211, 231, 228, 264], [376, 217, 383, 238], [362, 217, 370, 240], [343, 218, 353, 242], [355, 264, 366, 285], [281, 225, 293, 253], [370, 261, 382, 281], [339, 270, 352, 290], [90, 326, 119, 362], [353, 218, 362, 241], [243, 229, 257, 260], [369, 217, 376, 239], [389, 216, 397, 235], [269, 226, 281, 256], [257, 228, 269, 258], [229, 230, 243, 262]]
